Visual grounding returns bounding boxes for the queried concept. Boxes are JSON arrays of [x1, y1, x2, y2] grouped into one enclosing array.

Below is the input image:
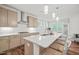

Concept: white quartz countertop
[[24, 32, 62, 48], [0, 33, 19, 37]]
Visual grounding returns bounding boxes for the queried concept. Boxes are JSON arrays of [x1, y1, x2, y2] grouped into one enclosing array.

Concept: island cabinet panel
[[0, 37, 9, 53], [0, 7, 8, 27], [9, 35, 21, 49], [24, 40, 33, 55], [7, 10, 17, 27]]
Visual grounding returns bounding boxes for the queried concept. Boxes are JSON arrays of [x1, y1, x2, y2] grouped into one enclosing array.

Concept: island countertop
[[24, 32, 62, 48]]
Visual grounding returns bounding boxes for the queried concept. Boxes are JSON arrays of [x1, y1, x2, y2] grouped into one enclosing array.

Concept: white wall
[[0, 4, 79, 35], [69, 14, 79, 35]]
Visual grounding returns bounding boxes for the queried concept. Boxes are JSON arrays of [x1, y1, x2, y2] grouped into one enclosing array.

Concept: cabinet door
[[9, 35, 21, 49], [27, 16, 34, 27], [0, 7, 7, 27], [0, 37, 9, 53], [20, 38, 25, 45], [27, 16, 38, 27], [24, 40, 33, 55], [33, 18, 38, 27], [7, 10, 17, 27]]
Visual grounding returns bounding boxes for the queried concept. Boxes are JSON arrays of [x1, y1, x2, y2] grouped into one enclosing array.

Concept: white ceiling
[[8, 4, 79, 21]]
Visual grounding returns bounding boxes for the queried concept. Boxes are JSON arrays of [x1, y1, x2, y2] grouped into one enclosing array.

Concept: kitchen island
[[24, 32, 62, 55]]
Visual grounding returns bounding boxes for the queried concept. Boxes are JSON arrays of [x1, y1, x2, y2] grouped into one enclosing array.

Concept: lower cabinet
[[0, 35, 33, 55], [20, 39, 25, 45], [9, 35, 21, 49], [0, 37, 9, 53], [20, 35, 25, 45], [24, 40, 33, 55]]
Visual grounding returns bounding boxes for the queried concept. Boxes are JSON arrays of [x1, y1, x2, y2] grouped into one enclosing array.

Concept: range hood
[[17, 11, 27, 24]]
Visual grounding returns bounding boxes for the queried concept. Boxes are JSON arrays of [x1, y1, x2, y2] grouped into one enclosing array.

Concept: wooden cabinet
[[0, 6, 17, 27], [7, 10, 17, 27], [24, 40, 33, 55], [0, 7, 7, 27], [20, 36, 25, 45], [9, 35, 21, 49], [0, 37, 9, 53], [27, 16, 38, 27]]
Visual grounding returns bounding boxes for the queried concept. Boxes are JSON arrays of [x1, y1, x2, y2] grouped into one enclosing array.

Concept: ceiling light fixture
[[56, 16, 59, 21], [44, 5, 48, 14], [52, 13, 56, 18]]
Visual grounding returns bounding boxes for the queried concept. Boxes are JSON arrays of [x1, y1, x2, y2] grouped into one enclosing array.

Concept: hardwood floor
[[41, 48, 63, 55], [0, 45, 24, 55], [0, 39, 79, 55], [41, 39, 65, 55], [67, 41, 79, 55], [41, 39, 79, 55]]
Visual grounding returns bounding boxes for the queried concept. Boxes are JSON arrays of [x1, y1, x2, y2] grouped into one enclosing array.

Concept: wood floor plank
[[41, 48, 62, 55], [55, 39, 65, 45], [67, 41, 79, 55], [50, 43, 64, 52]]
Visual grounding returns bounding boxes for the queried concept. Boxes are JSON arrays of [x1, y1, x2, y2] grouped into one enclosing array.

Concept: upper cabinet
[[0, 6, 17, 27], [7, 10, 17, 27], [0, 7, 8, 27], [27, 16, 38, 28]]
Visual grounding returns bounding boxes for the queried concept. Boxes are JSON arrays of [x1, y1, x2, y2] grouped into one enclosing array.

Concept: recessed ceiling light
[[44, 5, 48, 14], [52, 13, 56, 18], [56, 16, 59, 21]]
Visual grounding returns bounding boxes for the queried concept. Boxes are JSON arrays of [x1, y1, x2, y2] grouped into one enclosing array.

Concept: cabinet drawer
[[0, 37, 9, 53], [9, 35, 21, 49]]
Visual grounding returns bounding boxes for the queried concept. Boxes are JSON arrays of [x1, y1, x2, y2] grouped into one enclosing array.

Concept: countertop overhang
[[24, 32, 62, 48]]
